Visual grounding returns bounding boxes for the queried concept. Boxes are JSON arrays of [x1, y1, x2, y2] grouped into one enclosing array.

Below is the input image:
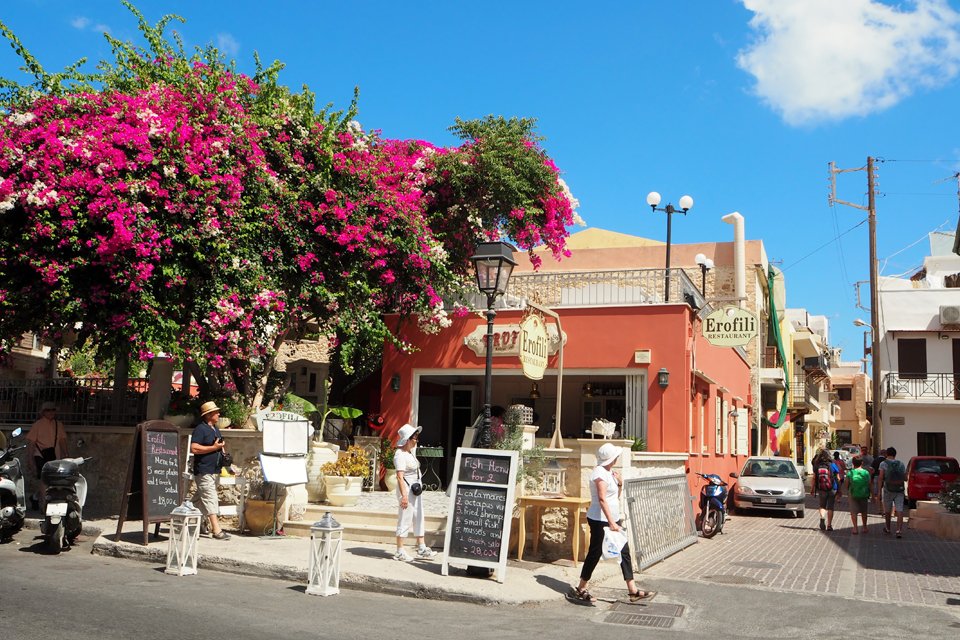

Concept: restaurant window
[[715, 396, 723, 454], [700, 393, 708, 454], [897, 338, 927, 380]]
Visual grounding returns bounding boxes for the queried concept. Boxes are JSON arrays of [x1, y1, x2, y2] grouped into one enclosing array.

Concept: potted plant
[[321, 445, 370, 507], [241, 458, 284, 535], [164, 390, 200, 428], [379, 438, 397, 492]]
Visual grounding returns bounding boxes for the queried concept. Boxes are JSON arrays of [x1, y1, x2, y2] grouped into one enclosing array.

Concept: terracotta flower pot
[[244, 499, 277, 535]]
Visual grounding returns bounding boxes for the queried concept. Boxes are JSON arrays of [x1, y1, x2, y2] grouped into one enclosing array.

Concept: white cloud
[[70, 17, 90, 30], [737, 0, 960, 125], [217, 33, 240, 57], [93, 24, 111, 35]]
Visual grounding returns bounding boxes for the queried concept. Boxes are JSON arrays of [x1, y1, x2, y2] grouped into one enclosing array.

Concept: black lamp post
[[694, 253, 714, 297], [470, 241, 517, 448], [647, 191, 694, 302]]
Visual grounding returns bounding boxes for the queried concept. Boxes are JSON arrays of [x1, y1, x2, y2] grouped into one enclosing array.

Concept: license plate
[[760, 498, 777, 504], [928, 492, 940, 499], [46, 502, 68, 516]]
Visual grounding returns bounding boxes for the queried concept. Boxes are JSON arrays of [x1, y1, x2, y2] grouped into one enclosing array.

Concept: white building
[[877, 231, 960, 459]]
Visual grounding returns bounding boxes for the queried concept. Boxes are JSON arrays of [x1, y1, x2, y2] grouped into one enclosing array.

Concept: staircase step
[[282, 520, 446, 546], [298, 504, 446, 529]]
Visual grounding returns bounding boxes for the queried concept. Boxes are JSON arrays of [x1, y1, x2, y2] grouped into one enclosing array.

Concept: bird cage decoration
[[307, 511, 344, 596], [362, 443, 379, 492], [165, 501, 203, 576], [540, 458, 566, 499]]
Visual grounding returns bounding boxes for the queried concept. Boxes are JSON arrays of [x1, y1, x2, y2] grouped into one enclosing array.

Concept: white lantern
[[541, 459, 566, 498], [306, 511, 344, 596], [165, 501, 202, 576]]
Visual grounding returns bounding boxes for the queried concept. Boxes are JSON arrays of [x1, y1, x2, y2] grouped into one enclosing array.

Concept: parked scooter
[[0, 428, 27, 542], [695, 472, 729, 539], [40, 455, 91, 553]]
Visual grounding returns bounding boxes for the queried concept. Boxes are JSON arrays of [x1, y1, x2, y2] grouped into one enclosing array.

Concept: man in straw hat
[[190, 401, 230, 540], [26, 401, 69, 511]]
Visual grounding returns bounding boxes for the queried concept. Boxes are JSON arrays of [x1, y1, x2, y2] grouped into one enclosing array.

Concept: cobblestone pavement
[[642, 495, 960, 608]]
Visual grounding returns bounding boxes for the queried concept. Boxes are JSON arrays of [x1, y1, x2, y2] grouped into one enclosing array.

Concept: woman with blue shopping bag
[[567, 443, 656, 605]]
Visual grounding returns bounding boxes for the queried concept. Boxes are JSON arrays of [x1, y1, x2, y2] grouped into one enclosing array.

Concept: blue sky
[[2, 0, 960, 361]]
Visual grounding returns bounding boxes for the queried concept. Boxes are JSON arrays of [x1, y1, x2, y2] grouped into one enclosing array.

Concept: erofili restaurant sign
[[518, 315, 549, 380], [702, 305, 758, 347], [463, 321, 563, 368]]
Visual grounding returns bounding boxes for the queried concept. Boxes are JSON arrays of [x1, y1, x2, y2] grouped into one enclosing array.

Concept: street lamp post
[[470, 241, 517, 448], [694, 253, 714, 297], [647, 192, 694, 302]]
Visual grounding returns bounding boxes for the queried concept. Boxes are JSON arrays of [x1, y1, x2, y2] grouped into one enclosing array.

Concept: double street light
[[647, 191, 694, 302], [469, 241, 517, 449]]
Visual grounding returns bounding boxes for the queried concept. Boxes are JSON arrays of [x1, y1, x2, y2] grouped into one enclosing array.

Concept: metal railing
[[506, 268, 708, 309], [623, 473, 698, 571], [0, 378, 149, 426], [884, 372, 960, 401]]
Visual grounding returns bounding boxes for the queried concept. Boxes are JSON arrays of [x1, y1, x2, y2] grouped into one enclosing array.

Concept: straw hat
[[596, 442, 622, 467], [40, 401, 57, 412], [396, 423, 422, 447], [199, 401, 221, 417]]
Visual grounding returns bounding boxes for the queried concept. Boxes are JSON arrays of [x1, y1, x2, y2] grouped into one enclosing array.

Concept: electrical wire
[[781, 217, 868, 272]]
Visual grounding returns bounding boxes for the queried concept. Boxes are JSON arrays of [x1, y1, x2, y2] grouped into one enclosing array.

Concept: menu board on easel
[[116, 420, 182, 545], [441, 448, 518, 583]]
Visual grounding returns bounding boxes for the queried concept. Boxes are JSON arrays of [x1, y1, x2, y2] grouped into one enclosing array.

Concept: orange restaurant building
[[378, 233, 752, 498]]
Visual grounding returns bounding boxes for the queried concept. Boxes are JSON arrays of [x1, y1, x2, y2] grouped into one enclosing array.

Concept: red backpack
[[816, 465, 833, 491]]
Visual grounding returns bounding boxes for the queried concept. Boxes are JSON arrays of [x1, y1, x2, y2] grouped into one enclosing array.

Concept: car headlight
[[736, 485, 756, 495], [784, 488, 801, 496]]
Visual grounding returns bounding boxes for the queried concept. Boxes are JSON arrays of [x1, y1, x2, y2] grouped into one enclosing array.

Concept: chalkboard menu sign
[[442, 447, 518, 583], [116, 421, 183, 545]]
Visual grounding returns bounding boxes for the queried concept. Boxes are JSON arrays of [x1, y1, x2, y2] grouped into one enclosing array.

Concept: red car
[[905, 456, 960, 508]]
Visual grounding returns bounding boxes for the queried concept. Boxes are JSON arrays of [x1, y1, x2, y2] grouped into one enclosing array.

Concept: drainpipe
[[722, 212, 746, 308]]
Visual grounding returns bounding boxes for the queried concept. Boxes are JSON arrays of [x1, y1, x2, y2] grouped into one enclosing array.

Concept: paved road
[[644, 495, 960, 608]]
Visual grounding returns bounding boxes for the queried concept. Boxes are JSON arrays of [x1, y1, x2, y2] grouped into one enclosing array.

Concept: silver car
[[731, 456, 806, 518]]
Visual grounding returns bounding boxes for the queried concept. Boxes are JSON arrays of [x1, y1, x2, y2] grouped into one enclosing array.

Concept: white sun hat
[[396, 423, 423, 447], [596, 442, 623, 467]]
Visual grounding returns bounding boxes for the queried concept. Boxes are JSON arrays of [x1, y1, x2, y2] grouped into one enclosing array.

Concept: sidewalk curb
[[90, 536, 506, 606]]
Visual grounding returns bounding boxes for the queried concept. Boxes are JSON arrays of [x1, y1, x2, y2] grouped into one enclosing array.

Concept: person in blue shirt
[[190, 401, 230, 540]]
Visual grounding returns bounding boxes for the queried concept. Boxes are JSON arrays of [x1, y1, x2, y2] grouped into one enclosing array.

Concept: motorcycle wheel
[[45, 519, 64, 554], [701, 510, 722, 538]]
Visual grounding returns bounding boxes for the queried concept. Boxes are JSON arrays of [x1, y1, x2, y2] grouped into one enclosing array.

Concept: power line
[[781, 217, 868, 272]]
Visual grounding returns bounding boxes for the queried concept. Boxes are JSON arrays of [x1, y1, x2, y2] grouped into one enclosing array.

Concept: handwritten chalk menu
[[442, 447, 518, 583], [117, 421, 183, 545]]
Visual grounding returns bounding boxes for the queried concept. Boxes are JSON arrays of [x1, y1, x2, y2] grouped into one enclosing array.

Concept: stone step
[[282, 520, 446, 547], [915, 500, 946, 515], [295, 504, 447, 529]]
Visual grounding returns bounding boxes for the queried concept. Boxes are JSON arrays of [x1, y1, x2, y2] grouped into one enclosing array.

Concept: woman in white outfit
[[393, 424, 436, 561]]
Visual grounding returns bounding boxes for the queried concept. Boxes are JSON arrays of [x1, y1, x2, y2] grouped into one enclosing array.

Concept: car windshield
[[915, 459, 960, 474], [741, 460, 798, 478]]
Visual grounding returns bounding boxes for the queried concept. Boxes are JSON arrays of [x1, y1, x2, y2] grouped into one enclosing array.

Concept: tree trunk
[[111, 348, 129, 424], [250, 328, 290, 412], [185, 360, 208, 398]]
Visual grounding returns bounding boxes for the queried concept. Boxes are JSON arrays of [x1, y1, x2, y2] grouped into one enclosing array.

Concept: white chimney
[[722, 212, 745, 307]]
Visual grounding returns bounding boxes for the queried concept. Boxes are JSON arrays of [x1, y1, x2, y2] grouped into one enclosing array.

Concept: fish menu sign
[[702, 305, 759, 347]]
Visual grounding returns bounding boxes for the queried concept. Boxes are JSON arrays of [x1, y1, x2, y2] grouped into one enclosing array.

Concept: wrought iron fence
[[884, 372, 960, 401], [623, 472, 698, 571], [0, 377, 149, 426], [507, 268, 707, 309]]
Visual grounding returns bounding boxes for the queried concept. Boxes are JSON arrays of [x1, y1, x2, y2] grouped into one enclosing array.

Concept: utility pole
[[829, 157, 881, 452]]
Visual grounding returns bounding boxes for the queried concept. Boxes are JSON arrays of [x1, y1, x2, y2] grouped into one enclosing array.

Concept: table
[[516, 495, 591, 566], [416, 446, 443, 490]]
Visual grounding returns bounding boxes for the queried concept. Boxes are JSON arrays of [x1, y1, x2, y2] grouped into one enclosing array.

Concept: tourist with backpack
[[876, 446, 907, 537], [845, 457, 871, 534], [814, 449, 841, 531]]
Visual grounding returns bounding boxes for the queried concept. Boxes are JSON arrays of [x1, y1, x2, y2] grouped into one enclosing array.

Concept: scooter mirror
[[729, 472, 738, 478], [11, 427, 21, 438]]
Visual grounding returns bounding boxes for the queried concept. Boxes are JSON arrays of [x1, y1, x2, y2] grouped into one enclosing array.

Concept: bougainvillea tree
[[0, 2, 581, 407]]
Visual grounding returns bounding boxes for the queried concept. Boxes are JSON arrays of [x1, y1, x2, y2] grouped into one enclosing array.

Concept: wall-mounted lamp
[[390, 374, 401, 392], [529, 382, 541, 399], [582, 382, 594, 397], [657, 367, 670, 389]]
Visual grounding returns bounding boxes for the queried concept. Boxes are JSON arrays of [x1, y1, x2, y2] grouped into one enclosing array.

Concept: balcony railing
[[762, 346, 783, 369], [505, 268, 707, 310], [884, 372, 960, 401], [0, 378, 149, 426]]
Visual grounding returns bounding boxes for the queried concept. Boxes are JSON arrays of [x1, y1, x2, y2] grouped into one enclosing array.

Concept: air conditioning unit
[[940, 305, 960, 325]]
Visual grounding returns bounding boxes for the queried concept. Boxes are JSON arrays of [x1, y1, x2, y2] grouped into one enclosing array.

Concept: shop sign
[[463, 323, 564, 358], [702, 305, 758, 347], [518, 315, 549, 380]]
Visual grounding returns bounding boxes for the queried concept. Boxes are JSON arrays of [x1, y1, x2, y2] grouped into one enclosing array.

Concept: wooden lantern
[[165, 501, 202, 576], [307, 512, 344, 596], [541, 458, 566, 498]]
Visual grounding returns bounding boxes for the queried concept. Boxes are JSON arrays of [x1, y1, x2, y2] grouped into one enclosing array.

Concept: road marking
[[836, 532, 859, 597]]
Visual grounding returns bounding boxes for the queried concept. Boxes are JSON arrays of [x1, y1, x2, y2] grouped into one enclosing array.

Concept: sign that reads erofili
[[703, 305, 759, 347], [518, 314, 549, 380]]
